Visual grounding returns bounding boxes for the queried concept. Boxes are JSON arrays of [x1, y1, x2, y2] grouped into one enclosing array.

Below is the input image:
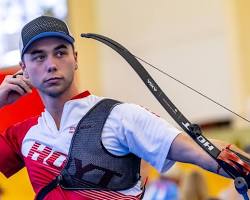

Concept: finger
[[12, 71, 23, 78], [8, 77, 32, 93], [12, 71, 33, 91], [8, 78, 27, 93], [22, 77, 33, 89], [8, 84, 26, 96], [3, 74, 13, 81], [15, 76, 32, 93]]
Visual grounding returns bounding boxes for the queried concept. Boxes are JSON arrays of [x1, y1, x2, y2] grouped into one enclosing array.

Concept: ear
[[19, 61, 29, 79], [74, 51, 78, 62], [74, 51, 78, 70]]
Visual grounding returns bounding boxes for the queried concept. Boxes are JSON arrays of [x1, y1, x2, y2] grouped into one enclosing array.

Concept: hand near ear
[[0, 70, 33, 108]]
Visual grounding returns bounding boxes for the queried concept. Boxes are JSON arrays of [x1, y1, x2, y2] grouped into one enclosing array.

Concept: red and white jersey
[[0, 91, 181, 200]]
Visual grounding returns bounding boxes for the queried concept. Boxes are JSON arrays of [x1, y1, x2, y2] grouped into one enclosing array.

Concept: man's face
[[21, 37, 77, 97]]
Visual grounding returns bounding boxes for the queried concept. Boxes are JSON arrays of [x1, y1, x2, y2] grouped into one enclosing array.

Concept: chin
[[42, 86, 67, 98], [40, 81, 73, 98], [48, 88, 67, 97], [47, 91, 64, 98]]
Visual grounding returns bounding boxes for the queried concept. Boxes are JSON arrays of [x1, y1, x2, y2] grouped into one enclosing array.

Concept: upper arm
[[0, 118, 38, 178], [104, 103, 181, 172], [0, 129, 24, 177]]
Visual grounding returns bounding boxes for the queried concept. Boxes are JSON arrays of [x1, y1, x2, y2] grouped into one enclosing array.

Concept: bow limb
[[81, 33, 250, 186], [81, 33, 221, 158]]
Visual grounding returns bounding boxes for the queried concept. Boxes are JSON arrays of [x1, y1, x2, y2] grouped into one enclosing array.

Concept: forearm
[[193, 143, 231, 178], [167, 133, 231, 177]]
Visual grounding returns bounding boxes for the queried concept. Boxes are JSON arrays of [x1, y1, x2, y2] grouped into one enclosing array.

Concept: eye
[[56, 50, 67, 57], [32, 54, 46, 62]]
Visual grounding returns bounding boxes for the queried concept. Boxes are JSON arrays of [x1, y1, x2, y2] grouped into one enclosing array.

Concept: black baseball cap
[[20, 15, 75, 58]]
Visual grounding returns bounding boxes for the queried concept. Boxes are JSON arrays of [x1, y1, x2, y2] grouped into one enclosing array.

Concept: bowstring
[[133, 54, 250, 124]]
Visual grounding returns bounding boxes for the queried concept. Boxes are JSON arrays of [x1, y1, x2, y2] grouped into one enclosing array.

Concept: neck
[[39, 83, 79, 129]]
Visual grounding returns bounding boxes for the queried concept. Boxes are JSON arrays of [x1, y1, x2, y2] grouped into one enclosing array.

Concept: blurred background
[[0, 0, 250, 199]]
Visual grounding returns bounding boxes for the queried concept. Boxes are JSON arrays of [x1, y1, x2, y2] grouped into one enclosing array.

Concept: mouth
[[44, 77, 63, 84]]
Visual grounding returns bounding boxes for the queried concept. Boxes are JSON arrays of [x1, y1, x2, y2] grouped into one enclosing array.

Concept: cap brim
[[21, 32, 75, 56]]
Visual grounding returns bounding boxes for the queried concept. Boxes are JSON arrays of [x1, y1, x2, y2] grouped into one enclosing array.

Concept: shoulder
[[2, 116, 39, 153], [5, 116, 39, 135], [112, 102, 161, 121]]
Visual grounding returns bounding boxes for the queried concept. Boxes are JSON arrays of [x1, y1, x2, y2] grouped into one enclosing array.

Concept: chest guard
[[59, 98, 141, 191]]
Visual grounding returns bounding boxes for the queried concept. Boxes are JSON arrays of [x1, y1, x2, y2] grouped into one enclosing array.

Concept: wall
[[232, 0, 250, 127], [95, 0, 239, 126], [68, 0, 101, 95]]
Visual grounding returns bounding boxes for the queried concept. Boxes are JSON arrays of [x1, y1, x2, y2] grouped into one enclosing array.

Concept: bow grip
[[217, 146, 250, 188]]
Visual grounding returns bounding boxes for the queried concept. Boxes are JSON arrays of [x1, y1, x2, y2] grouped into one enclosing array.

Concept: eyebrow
[[29, 49, 43, 55], [54, 44, 68, 51], [29, 44, 68, 55]]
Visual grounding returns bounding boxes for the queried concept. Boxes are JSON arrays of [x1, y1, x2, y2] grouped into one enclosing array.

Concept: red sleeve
[[0, 128, 24, 177], [0, 116, 38, 178]]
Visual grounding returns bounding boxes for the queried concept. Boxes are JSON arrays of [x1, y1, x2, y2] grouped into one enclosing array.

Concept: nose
[[46, 56, 58, 73]]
